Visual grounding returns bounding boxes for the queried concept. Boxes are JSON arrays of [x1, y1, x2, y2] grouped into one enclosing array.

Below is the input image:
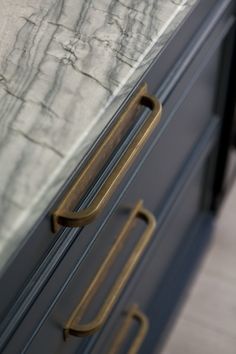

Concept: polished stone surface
[[0, 0, 198, 270]]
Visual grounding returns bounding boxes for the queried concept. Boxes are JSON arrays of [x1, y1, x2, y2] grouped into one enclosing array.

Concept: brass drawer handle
[[52, 84, 162, 232], [107, 305, 149, 354], [63, 200, 156, 339]]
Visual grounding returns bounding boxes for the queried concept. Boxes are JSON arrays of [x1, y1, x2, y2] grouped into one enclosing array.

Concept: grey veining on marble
[[0, 0, 198, 271]]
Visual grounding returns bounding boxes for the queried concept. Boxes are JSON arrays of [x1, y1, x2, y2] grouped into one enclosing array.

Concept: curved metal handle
[[52, 83, 162, 232], [63, 201, 156, 339], [107, 305, 149, 354]]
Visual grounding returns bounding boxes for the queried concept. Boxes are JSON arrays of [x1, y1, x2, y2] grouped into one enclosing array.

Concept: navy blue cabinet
[[0, 0, 235, 353]]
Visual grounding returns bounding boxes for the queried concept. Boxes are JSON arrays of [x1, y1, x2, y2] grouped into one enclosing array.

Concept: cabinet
[[0, 0, 235, 353]]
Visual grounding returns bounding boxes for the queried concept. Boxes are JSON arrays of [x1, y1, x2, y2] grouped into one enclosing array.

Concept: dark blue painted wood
[[19, 116, 220, 354], [89, 136, 217, 354], [144, 214, 214, 354], [212, 18, 236, 210]]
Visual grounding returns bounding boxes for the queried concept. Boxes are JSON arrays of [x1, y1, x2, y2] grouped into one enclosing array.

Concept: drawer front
[[90, 144, 215, 354], [119, 43, 222, 214], [20, 204, 157, 354]]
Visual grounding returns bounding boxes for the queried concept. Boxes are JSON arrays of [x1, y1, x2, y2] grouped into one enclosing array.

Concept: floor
[[160, 180, 236, 354]]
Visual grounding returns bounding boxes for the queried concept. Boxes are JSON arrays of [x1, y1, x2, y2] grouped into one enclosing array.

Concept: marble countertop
[[0, 0, 198, 271]]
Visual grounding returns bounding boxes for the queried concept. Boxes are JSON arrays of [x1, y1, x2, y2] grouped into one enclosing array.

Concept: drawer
[[20, 203, 157, 354], [119, 43, 222, 214], [90, 141, 216, 354]]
